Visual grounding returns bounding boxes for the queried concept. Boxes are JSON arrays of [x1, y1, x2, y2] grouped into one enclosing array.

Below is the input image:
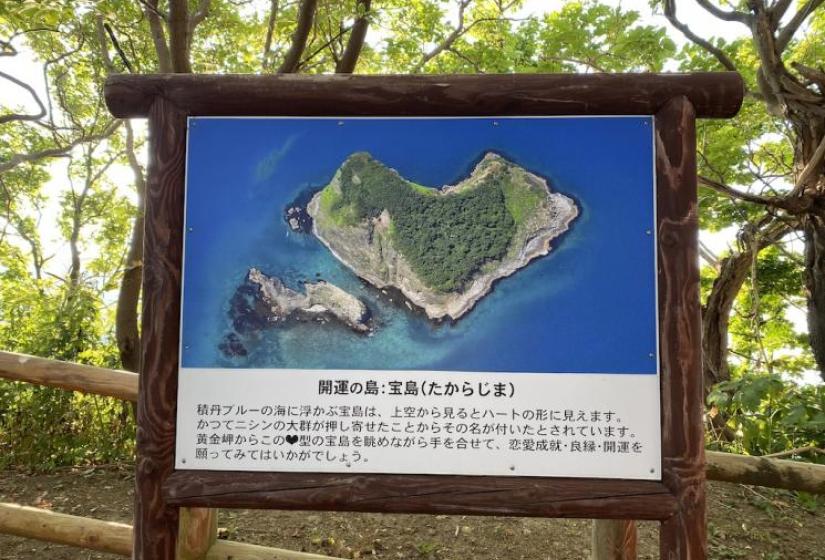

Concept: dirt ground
[[0, 466, 822, 560]]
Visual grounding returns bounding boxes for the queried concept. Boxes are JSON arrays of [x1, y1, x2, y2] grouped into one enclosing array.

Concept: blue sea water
[[180, 117, 657, 374]]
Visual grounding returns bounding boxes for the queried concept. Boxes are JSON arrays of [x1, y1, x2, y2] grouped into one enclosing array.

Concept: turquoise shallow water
[[180, 117, 658, 374]]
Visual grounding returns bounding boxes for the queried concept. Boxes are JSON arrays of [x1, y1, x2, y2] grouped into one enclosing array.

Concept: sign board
[[104, 72, 744, 560], [175, 116, 661, 480]]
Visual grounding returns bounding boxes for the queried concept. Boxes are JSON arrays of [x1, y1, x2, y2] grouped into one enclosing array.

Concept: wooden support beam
[[163, 471, 678, 519], [178, 507, 218, 560], [0, 350, 138, 402], [655, 96, 705, 559], [0, 502, 342, 560], [133, 94, 188, 559], [103, 73, 744, 120], [592, 520, 638, 560]]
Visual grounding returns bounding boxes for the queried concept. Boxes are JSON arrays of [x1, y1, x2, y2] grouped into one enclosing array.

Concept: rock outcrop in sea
[[246, 268, 371, 333], [306, 151, 579, 320], [284, 205, 312, 233], [219, 268, 371, 357]]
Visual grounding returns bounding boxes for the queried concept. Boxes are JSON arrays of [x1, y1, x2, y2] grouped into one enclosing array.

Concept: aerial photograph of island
[[180, 117, 658, 375]]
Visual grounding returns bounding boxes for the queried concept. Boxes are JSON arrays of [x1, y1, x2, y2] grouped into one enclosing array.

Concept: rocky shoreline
[[307, 152, 579, 320], [219, 268, 372, 357]]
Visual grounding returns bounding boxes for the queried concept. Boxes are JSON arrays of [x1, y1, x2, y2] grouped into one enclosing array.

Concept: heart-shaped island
[[307, 151, 579, 320]]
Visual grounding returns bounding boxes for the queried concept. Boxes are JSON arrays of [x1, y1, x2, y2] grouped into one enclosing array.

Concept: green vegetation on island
[[309, 152, 580, 320], [320, 153, 537, 292]]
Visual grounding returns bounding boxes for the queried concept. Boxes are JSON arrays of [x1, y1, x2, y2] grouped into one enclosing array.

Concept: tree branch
[[0, 71, 46, 124], [447, 46, 484, 72], [411, 0, 473, 73], [792, 61, 825, 92], [0, 121, 122, 175], [699, 174, 782, 207], [770, 0, 794, 20], [336, 0, 371, 73], [103, 23, 135, 73], [794, 132, 825, 194], [140, 0, 172, 72], [95, 17, 117, 74], [41, 36, 85, 131], [663, 0, 738, 72], [262, 0, 279, 71], [136, 0, 167, 20], [699, 240, 721, 269], [776, 0, 824, 52], [188, 0, 211, 35], [694, 0, 751, 24], [278, 0, 318, 73], [298, 21, 354, 71], [0, 38, 16, 56]]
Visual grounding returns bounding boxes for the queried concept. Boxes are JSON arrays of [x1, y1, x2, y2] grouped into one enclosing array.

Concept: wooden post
[[655, 96, 706, 559], [134, 95, 188, 559], [177, 508, 218, 560], [592, 520, 637, 560]]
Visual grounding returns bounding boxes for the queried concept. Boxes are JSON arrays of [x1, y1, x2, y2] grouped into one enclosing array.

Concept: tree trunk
[[702, 251, 751, 390], [144, 0, 173, 72], [794, 111, 825, 380], [115, 213, 143, 372], [804, 213, 825, 381], [68, 208, 82, 288], [277, 0, 318, 73], [701, 220, 789, 392], [169, 0, 192, 73], [115, 122, 145, 373], [336, 0, 371, 74]]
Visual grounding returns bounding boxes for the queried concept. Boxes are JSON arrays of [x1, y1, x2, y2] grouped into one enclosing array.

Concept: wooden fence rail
[[0, 502, 341, 560], [0, 351, 138, 401], [2, 349, 824, 560]]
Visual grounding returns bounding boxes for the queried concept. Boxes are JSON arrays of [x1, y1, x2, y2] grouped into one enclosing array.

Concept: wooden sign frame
[[104, 72, 743, 560]]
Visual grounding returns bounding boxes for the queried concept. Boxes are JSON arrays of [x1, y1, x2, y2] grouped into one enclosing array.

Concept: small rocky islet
[[220, 152, 578, 357], [219, 268, 372, 358]]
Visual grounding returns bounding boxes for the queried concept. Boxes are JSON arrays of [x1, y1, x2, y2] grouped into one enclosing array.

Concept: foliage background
[[0, 0, 823, 471]]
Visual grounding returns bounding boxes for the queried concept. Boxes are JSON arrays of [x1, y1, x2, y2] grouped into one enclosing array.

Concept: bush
[[0, 381, 135, 471], [707, 374, 825, 461]]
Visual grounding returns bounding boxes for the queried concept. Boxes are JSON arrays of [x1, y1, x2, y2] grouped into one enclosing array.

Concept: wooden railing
[[0, 351, 343, 560], [1, 350, 823, 559]]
